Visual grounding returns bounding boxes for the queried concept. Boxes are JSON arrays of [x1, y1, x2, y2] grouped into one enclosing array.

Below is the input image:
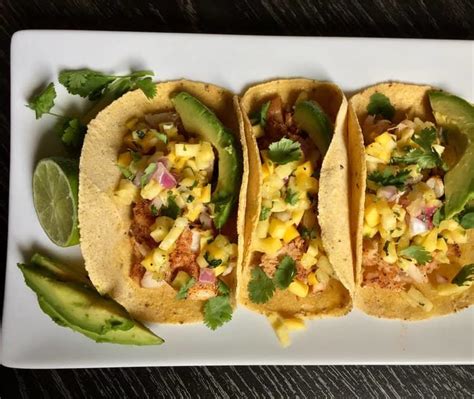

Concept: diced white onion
[[191, 231, 200, 253], [409, 217, 428, 236], [140, 271, 163, 288], [405, 263, 426, 284]]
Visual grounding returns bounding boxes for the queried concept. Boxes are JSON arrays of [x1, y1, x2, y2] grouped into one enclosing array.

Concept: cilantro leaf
[[140, 163, 157, 188], [259, 206, 271, 221], [136, 77, 157, 99], [368, 168, 410, 189], [204, 252, 222, 268], [160, 195, 181, 219], [460, 212, 474, 229], [367, 92, 395, 120], [273, 256, 296, 289], [59, 117, 86, 148], [299, 226, 317, 240], [268, 138, 302, 165], [248, 266, 275, 304], [176, 277, 196, 299], [150, 204, 159, 216], [452, 264, 474, 286], [59, 69, 115, 100], [203, 295, 233, 330], [400, 245, 432, 265], [28, 82, 56, 119], [217, 280, 230, 295], [250, 101, 270, 126], [117, 165, 134, 180], [391, 128, 445, 170], [432, 206, 445, 227], [285, 188, 299, 205]]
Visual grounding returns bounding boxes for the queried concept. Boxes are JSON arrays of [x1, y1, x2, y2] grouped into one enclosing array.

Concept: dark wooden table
[[1, 0, 473, 397]]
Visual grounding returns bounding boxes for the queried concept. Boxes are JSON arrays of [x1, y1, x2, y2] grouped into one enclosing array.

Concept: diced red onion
[[152, 162, 176, 189], [199, 268, 216, 284], [191, 231, 200, 253], [421, 207, 437, 229], [140, 270, 163, 288], [409, 217, 428, 236], [199, 212, 213, 229]]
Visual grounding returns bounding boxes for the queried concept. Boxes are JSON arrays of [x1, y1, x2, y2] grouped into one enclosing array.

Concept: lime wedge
[[33, 157, 80, 247]]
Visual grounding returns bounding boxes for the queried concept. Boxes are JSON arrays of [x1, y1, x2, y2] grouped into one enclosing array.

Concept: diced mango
[[436, 238, 448, 253], [306, 240, 319, 258], [283, 224, 300, 243], [374, 132, 396, 149], [365, 203, 380, 227], [185, 202, 203, 222], [300, 253, 317, 269], [275, 162, 298, 179], [201, 184, 211, 203], [366, 142, 390, 163], [291, 209, 305, 226], [150, 217, 174, 243], [288, 280, 309, 297], [254, 237, 282, 255], [283, 317, 306, 331], [195, 142, 214, 170], [152, 248, 168, 268], [295, 174, 319, 194], [307, 272, 318, 286], [171, 271, 191, 290], [362, 224, 378, 238], [268, 218, 288, 239], [213, 264, 227, 277], [140, 253, 154, 270], [421, 228, 438, 252], [117, 151, 132, 167], [380, 208, 397, 232], [252, 124, 264, 138], [115, 179, 139, 205], [159, 217, 188, 251], [267, 313, 290, 348], [295, 161, 313, 177]]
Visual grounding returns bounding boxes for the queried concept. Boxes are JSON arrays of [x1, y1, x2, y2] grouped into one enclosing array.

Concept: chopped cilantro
[[248, 266, 275, 304], [259, 206, 271, 221], [160, 195, 181, 219], [250, 101, 270, 126], [176, 277, 196, 300], [150, 204, 159, 216], [204, 252, 222, 268], [59, 117, 86, 148], [299, 226, 317, 240], [400, 245, 432, 265], [268, 138, 302, 165], [433, 206, 445, 227], [129, 150, 141, 162], [273, 256, 296, 289], [285, 188, 299, 205], [217, 280, 230, 295], [187, 195, 195, 203], [27, 82, 56, 119], [203, 295, 233, 330], [151, 129, 168, 143], [367, 92, 395, 120], [391, 128, 446, 170], [135, 130, 146, 139], [117, 165, 134, 180], [140, 163, 157, 187], [452, 264, 474, 287], [367, 168, 410, 189]]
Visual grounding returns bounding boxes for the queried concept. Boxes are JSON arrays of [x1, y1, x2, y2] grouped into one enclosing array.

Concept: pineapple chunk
[[257, 219, 270, 239], [283, 317, 306, 331], [268, 218, 288, 239], [283, 224, 300, 243], [141, 179, 163, 200], [300, 253, 317, 269], [175, 143, 201, 157], [159, 217, 188, 251], [291, 209, 305, 226], [200, 184, 211, 203], [272, 198, 287, 213], [150, 217, 174, 243], [374, 132, 396, 149], [267, 313, 290, 348], [421, 229, 438, 252], [295, 174, 319, 194], [171, 271, 191, 290], [185, 202, 203, 222], [254, 237, 282, 255], [306, 240, 319, 258], [405, 286, 433, 312], [382, 241, 397, 264], [196, 253, 209, 268], [115, 179, 139, 205], [362, 224, 378, 238], [195, 142, 214, 170], [275, 162, 299, 179], [295, 161, 313, 177]]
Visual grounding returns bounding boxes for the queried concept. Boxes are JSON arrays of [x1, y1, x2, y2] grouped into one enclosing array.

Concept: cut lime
[[33, 157, 80, 247]]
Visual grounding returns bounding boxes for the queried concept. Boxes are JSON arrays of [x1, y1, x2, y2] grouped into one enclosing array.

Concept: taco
[[349, 82, 474, 319], [79, 80, 247, 328], [237, 79, 353, 341]]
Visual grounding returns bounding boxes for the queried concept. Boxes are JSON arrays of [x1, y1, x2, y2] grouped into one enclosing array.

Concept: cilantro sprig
[[400, 245, 432, 265], [59, 69, 156, 100], [259, 206, 271, 221], [285, 188, 299, 205], [368, 168, 410, 189], [452, 264, 474, 287], [367, 92, 395, 120], [176, 277, 196, 300], [203, 295, 233, 330], [391, 128, 446, 170], [268, 138, 302, 165], [274, 256, 296, 289], [250, 101, 271, 127], [160, 194, 181, 220]]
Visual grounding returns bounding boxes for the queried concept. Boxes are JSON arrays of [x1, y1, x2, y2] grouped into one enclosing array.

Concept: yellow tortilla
[[79, 80, 247, 323], [349, 82, 474, 319], [237, 79, 353, 319]]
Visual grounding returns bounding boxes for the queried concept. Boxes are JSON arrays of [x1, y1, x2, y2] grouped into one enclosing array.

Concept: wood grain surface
[[0, 0, 473, 397]]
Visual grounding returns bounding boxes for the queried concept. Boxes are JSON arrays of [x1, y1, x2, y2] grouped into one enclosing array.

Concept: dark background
[[0, 0, 473, 397]]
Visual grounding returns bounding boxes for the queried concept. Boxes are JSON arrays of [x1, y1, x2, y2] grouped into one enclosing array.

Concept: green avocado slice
[[293, 100, 333, 156], [19, 263, 163, 345], [429, 91, 474, 218], [172, 92, 242, 229], [31, 253, 89, 285], [38, 297, 162, 345]]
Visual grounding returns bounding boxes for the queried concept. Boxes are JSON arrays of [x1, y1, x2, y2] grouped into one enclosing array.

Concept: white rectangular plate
[[2, 30, 473, 368]]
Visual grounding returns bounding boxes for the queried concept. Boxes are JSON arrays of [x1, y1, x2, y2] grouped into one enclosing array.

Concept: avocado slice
[[19, 263, 163, 344], [31, 253, 89, 285], [38, 297, 162, 345], [172, 92, 242, 229], [293, 100, 333, 156], [429, 91, 474, 218]]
